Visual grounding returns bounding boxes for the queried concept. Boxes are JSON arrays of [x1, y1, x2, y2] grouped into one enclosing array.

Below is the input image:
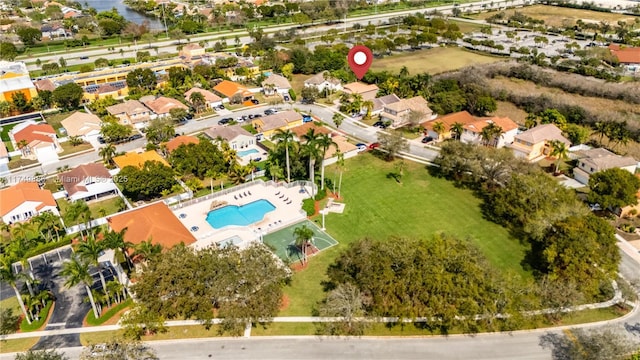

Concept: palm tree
[[189, 91, 206, 114], [98, 144, 116, 166], [293, 225, 314, 264], [229, 164, 252, 184], [450, 122, 464, 141], [17, 139, 28, 157], [302, 129, 321, 197], [0, 259, 31, 324], [362, 100, 374, 120], [133, 239, 162, 265], [332, 113, 344, 128], [316, 134, 337, 191], [335, 150, 346, 199], [65, 200, 91, 239], [480, 123, 503, 147], [550, 140, 569, 175], [61, 256, 99, 318], [103, 228, 133, 271], [77, 237, 110, 307], [432, 121, 446, 141], [11, 222, 31, 247], [267, 160, 284, 182], [273, 129, 295, 183], [106, 280, 125, 304]]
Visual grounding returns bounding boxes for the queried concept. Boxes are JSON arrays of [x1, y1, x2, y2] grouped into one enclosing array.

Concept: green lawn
[[45, 111, 73, 132], [281, 153, 529, 316], [1, 123, 17, 141], [59, 142, 93, 156], [370, 47, 504, 75], [58, 196, 125, 220]]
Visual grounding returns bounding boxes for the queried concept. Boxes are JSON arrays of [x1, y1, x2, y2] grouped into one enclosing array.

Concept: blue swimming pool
[[206, 199, 275, 229], [237, 148, 259, 157]]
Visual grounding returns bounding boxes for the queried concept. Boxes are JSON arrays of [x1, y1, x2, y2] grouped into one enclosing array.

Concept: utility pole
[[162, 3, 169, 39]]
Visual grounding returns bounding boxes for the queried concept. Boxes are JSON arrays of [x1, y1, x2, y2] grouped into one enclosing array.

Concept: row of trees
[[434, 142, 621, 300]]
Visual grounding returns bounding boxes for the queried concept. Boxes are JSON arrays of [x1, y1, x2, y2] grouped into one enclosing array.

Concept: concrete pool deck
[[171, 181, 312, 250]]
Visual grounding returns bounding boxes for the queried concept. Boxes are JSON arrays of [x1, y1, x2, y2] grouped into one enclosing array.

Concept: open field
[[281, 153, 529, 316], [492, 101, 529, 126], [371, 47, 505, 75], [471, 4, 639, 27]]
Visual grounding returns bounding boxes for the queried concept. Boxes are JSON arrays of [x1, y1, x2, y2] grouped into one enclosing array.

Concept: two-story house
[[460, 116, 519, 148], [141, 96, 189, 119], [262, 73, 292, 96], [106, 100, 151, 127], [251, 110, 303, 139], [205, 125, 255, 150], [10, 121, 62, 164], [380, 96, 434, 129], [304, 72, 343, 93], [508, 124, 571, 161], [573, 148, 637, 185]]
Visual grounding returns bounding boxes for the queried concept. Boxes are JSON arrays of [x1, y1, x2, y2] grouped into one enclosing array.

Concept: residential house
[[40, 24, 70, 40], [508, 124, 571, 161], [460, 116, 519, 148], [165, 135, 200, 153], [113, 150, 169, 169], [0, 182, 59, 224], [251, 110, 303, 139], [323, 135, 359, 164], [422, 111, 477, 140], [34, 78, 56, 92], [372, 94, 400, 116], [205, 125, 255, 150], [185, 87, 223, 109], [106, 100, 151, 127], [304, 72, 342, 93], [573, 148, 637, 185], [179, 43, 205, 60], [291, 122, 331, 140], [609, 44, 640, 72], [60, 111, 102, 141], [58, 163, 117, 202], [380, 96, 434, 129], [141, 96, 189, 119], [83, 81, 128, 102], [213, 80, 253, 103], [262, 73, 291, 96], [342, 82, 379, 101], [0, 61, 38, 103], [0, 142, 8, 174], [10, 121, 62, 164], [107, 201, 196, 250]]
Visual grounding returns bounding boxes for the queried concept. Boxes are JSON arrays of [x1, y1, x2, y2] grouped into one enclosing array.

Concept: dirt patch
[[492, 101, 529, 125], [279, 295, 290, 311], [472, 4, 637, 27]]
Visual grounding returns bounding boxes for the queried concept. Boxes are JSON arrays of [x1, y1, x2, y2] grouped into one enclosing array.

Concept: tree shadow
[[386, 172, 401, 183], [625, 322, 640, 337], [539, 332, 573, 360]]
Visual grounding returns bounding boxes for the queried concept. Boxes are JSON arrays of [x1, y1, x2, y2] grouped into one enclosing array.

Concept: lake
[[82, 0, 165, 29]]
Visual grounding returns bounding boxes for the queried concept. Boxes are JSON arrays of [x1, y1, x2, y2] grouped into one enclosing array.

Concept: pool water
[[206, 199, 275, 229], [237, 148, 259, 157]]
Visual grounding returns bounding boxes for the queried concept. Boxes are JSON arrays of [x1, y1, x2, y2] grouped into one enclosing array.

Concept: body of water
[[206, 200, 276, 229], [82, 0, 165, 29]]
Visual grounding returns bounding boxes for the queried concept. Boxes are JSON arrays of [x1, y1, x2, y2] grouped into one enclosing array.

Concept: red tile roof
[[0, 182, 56, 217], [107, 202, 196, 249], [609, 44, 640, 64], [213, 80, 252, 98], [422, 111, 477, 131], [165, 135, 200, 153], [13, 123, 56, 146], [58, 163, 112, 196]]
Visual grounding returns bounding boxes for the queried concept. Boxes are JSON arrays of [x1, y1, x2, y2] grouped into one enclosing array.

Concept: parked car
[[80, 56, 89, 60], [264, 109, 274, 116], [302, 114, 313, 123], [216, 105, 225, 110], [283, 95, 290, 101], [97, 136, 106, 144], [251, 99, 260, 105], [356, 143, 367, 152], [129, 134, 143, 141], [373, 121, 388, 129], [421, 136, 434, 144], [368, 142, 380, 150], [218, 118, 232, 125]]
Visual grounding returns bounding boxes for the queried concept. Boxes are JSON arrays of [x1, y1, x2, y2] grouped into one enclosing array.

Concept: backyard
[[280, 153, 529, 316], [471, 4, 638, 27], [370, 47, 505, 75], [57, 196, 126, 220]]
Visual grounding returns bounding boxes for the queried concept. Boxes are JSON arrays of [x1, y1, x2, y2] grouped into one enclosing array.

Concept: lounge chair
[[248, 191, 252, 196], [275, 191, 280, 196], [279, 194, 285, 199], [238, 194, 243, 198], [234, 195, 237, 200], [283, 198, 289, 202], [244, 192, 247, 197], [286, 200, 292, 205]]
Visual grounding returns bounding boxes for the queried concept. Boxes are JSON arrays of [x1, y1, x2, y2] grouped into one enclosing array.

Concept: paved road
[[23, 0, 529, 69]]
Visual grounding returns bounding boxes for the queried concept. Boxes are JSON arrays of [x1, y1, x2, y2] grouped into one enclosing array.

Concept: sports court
[[263, 220, 338, 263]]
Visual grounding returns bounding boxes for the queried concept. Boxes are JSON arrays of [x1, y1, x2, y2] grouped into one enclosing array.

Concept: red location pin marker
[[348, 45, 373, 80]]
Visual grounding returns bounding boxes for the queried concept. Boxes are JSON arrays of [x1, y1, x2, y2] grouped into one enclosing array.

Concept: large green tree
[[377, 130, 409, 161], [52, 83, 83, 110], [15, 27, 42, 46], [130, 243, 289, 335], [326, 235, 524, 333], [126, 68, 156, 93], [0, 42, 18, 61], [117, 161, 178, 201], [588, 168, 640, 209], [169, 141, 227, 179]]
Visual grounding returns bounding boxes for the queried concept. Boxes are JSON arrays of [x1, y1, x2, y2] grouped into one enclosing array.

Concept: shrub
[[314, 188, 327, 201], [23, 239, 72, 259], [302, 198, 315, 216]]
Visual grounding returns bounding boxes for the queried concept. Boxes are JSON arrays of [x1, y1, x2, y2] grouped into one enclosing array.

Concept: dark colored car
[[373, 121, 388, 129], [80, 56, 89, 60], [218, 118, 232, 125], [216, 105, 225, 110], [251, 99, 260, 105], [283, 95, 290, 101], [129, 134, 143, 141], [421, 136, 434, 143], [264, 109, 274, 116], [97, 136, 106, 144]]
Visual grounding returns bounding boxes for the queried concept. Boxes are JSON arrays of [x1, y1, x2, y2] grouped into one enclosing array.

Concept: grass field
[[263, 220, 338, 263], [281, 153, 529, 316], [57, 196, 125, 220], [472, 4, 639, 28], [371, 47, 505, 75]]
